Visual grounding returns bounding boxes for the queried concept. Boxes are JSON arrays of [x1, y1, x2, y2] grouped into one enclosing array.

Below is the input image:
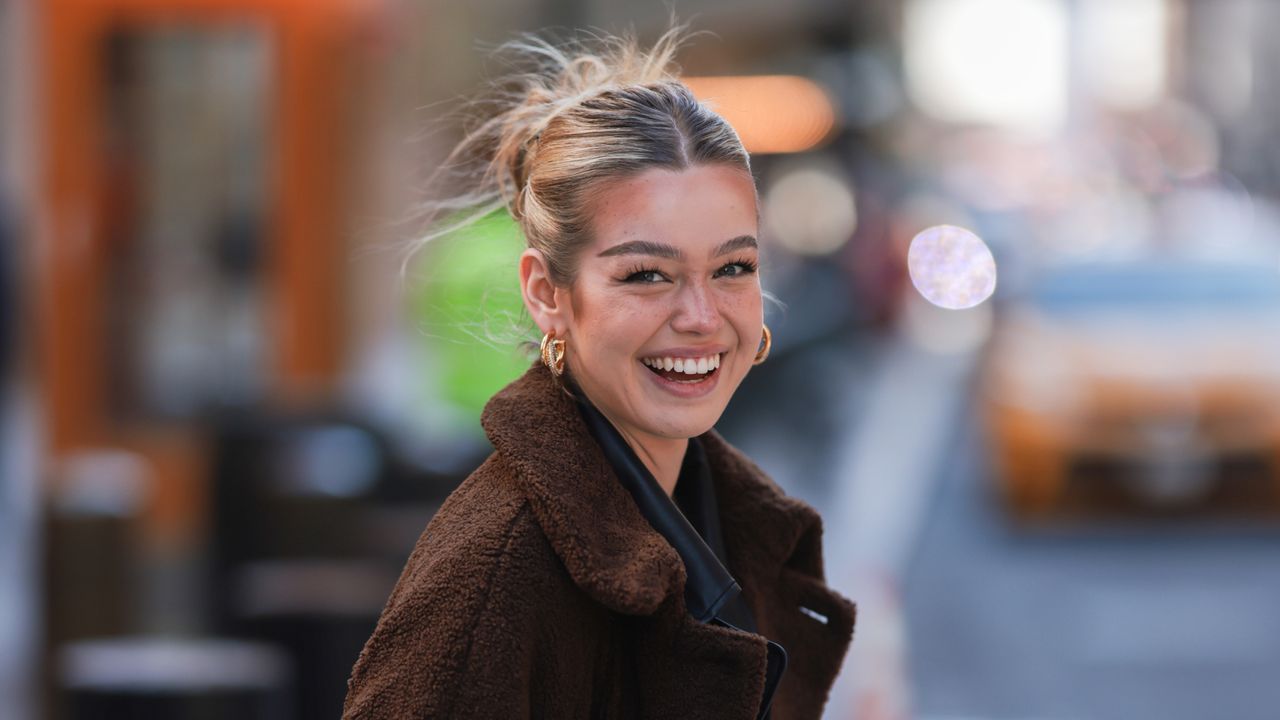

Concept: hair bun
[[491, 25, 693, 213], [402, 18, 749, 292]]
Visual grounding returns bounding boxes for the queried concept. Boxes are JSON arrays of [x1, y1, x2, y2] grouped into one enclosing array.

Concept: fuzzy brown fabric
[[343, 362, 856, 719]]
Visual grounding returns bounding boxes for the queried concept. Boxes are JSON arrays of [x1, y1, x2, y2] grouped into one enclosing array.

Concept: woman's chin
[[632, 370, 737, 437], [638, 407, 722, 440]]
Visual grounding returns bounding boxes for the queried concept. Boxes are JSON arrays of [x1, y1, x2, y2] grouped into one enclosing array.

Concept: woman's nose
[[670, 281, 723, 335]]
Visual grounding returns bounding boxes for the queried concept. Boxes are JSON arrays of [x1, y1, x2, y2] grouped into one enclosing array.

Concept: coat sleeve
[[342, 501, 544, 719]]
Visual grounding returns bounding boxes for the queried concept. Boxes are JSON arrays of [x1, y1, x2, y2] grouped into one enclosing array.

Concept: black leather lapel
[[574, 393, 742, 624]]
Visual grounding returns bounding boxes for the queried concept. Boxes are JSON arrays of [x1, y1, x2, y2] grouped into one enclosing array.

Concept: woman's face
[[562, 164, 763, 443]]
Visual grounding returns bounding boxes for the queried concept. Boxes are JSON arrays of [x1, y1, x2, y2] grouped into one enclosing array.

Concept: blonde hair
[[407, 22, 753, 286]]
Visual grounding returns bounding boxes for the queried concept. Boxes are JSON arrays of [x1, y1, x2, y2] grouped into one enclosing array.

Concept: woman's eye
[[715, 261, 757, 278], [624, 269, 667, 283]]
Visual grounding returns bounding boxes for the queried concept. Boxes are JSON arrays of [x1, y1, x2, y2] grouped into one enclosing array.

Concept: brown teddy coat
[[342, 363, 857, 719]]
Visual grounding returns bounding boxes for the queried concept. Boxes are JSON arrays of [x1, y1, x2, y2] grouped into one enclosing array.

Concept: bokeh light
[[682, 75, 836, 154], [907, 225, 997, 309], [903, 0, 1068, 134], [1077, 0, 1167, 110], [763, 160, 857, 256]]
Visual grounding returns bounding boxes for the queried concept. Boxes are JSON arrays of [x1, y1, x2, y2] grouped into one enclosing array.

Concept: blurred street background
[[6, 0, 1280, 718]]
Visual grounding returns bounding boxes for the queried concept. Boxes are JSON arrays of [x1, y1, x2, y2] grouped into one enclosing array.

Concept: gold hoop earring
[[753, 325, 772, 365], [540, 331, 566, 376]]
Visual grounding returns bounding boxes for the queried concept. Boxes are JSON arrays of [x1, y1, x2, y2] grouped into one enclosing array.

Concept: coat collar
[[480, 362, 830, 617], [573, 388, 741, 624]]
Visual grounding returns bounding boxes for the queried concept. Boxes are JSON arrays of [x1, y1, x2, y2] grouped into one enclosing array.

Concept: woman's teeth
[[641, 354, 720, 375]]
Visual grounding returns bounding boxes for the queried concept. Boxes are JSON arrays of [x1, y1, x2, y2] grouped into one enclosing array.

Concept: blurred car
[[979, 258, 1280, 517]]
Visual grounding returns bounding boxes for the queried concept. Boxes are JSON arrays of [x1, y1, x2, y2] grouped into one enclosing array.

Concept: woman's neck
[[567, 375, 689, 497], [615, 429, 688, 498]]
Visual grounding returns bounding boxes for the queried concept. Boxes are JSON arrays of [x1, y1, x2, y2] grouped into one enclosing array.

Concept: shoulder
[[344, 454, 591, 719], [386, 452, 569, 616]]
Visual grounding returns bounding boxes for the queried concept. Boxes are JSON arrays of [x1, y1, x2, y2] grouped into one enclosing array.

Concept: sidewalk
[[821, 321, 981, 720]]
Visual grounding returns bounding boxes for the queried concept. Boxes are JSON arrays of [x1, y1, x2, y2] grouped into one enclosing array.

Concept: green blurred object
[[409, 210, 533, 428]]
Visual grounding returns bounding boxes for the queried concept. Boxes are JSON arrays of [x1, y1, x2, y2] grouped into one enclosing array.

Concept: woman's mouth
[[639, 353, 722, 384]]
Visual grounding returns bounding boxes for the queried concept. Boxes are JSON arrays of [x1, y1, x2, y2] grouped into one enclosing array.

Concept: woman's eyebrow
[[597, 235, 758, 259], [598, 240, 682, 259], [712, 235, 757, 256]]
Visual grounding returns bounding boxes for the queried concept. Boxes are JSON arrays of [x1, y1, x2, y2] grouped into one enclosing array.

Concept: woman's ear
[[519, 248, 571, 336]]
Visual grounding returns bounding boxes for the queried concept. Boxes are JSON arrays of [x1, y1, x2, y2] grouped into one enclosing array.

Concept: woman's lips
[[640, 352, 722, 374], [638, 356, 721, 399]]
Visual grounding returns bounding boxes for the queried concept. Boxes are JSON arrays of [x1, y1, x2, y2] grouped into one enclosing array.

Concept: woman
[[343, 25, 856, 720]]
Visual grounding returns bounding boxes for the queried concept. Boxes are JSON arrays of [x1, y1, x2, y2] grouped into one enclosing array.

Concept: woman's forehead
[[587, 165, 759, 257]]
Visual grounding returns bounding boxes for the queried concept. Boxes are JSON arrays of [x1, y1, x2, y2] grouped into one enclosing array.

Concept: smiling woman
[[343, 21, 856, 720]]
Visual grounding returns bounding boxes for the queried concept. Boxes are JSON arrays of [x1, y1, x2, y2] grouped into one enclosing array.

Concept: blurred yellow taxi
[[979, 259, 1280, 517]]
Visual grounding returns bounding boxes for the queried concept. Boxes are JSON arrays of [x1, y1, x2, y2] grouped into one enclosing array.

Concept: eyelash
[[621, 258, 759, 284]]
